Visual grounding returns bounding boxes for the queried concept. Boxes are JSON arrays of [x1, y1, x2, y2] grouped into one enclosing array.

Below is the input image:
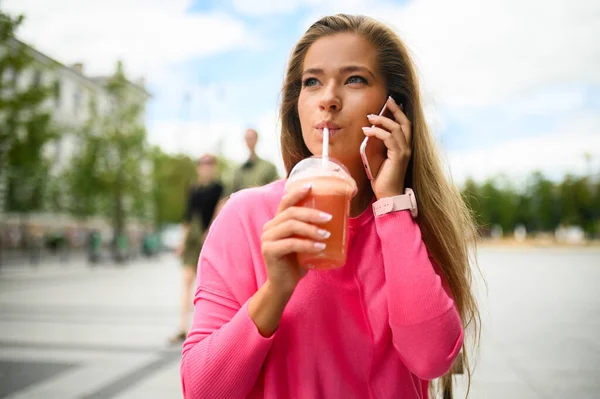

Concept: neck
[[198, 178, 212, 186], [346, 161, 374, 217], [248, 151, 257, 161]]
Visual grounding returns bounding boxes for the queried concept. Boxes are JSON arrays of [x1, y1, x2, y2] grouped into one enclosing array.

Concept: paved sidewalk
[[453, 247, 600, 399], [0, 254, 184, 399], [0, 248, 599, 398]]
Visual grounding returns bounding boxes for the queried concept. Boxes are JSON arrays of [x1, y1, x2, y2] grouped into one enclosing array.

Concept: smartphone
[[360, 101, 395, 180]]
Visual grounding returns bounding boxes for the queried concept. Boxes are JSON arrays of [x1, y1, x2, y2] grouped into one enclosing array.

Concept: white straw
[[322, 127, 329, 167]]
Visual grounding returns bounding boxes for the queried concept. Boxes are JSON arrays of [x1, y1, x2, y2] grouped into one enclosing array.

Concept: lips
[[315, 121, 341, 130], [315, 121, 342, 138]]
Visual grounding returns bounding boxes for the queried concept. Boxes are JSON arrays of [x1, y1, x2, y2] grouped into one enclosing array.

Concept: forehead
[[245, 130, 257, 139], [303, 33, 378, 71], [197, 158, 216, 166]]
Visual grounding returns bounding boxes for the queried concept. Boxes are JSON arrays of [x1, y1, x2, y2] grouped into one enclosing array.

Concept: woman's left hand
[[362, 96, 412, 199]]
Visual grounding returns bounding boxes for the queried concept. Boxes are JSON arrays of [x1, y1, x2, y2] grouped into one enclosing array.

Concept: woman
[[181, 14, 480, 398], [170, 154, 223, 344]]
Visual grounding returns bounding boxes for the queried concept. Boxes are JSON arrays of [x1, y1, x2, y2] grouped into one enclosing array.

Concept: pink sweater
[[181, 180, 463, 398]]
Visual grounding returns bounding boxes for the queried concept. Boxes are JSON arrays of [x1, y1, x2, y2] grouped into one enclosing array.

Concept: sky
[[4, 0, 600, 186]]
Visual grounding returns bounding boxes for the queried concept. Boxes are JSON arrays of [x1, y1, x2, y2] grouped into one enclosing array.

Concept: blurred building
[[0, 38, 151, 250], [1, 37, 150, 201], [17, 43, 149, 175]]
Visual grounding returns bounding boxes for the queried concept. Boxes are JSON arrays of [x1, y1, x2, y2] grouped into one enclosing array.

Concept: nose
[[318, 83, 341, 113]]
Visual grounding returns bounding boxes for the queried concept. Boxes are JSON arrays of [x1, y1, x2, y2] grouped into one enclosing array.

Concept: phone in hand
[[359, 101, 396, 180]]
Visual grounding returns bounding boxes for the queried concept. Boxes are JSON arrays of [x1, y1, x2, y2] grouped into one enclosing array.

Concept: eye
[[346, 75, 367, 85], [302, 77, 319, 87]]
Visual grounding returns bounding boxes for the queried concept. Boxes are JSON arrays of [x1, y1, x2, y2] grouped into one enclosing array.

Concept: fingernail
[[367, 114, 376, 119], [388, 95, 396, 104], [317, 229, 331, 238], [303, 183, 312, 190], [319, 212, 333, 221], [362, 126, 372, 133], [314, 242, 326, 250]]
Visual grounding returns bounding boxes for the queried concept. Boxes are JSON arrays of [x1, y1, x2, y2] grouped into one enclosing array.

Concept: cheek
[[297, 95, 314, 140], [297, 94, 310, 127], [352, 94, 385, 119]]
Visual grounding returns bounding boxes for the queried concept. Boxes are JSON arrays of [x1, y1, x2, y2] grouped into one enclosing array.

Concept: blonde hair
[[280, 14, 481, 398]]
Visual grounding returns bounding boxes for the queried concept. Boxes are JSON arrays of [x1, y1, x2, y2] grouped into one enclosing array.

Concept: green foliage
[[150, 147, 196, 227], [462, 171, 599, 238], [64, 114, 105, 218], [65, 60, 150, 236], [0, 10, 60, 214], [559, 175, 596, 234]]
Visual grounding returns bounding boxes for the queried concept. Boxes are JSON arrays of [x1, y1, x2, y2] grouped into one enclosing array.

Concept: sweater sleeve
[[374, 210, 464, 381], [180, 196, 275, 398]]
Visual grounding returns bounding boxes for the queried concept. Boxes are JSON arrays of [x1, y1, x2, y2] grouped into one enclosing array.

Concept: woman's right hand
[[260, 183, 332, 295]]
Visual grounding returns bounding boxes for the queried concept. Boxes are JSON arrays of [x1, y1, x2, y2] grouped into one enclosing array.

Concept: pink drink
[[286, 158, 356, 270]]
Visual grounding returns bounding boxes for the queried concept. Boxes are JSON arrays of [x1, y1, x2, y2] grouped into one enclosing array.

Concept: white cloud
[[394, 0, 600, 107], [3, 0, 259, 78], [293, 0, 600, 182], [6, 0, 597, 184], [148, 119, 244, 158], [300, 0, 600, 107], [148, 110, 286, 175], [509, 88, 587, 116], [446, 110, 600, 184], [232, 0, 305, 16]]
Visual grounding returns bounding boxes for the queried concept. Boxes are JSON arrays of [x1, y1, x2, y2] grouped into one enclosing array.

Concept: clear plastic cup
[[285, 157, 357, 270]]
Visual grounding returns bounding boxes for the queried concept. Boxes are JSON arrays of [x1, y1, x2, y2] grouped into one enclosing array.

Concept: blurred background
[[0, 0, 598, 398]]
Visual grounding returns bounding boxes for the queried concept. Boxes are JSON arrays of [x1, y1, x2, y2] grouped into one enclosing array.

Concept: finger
[[366, 113, 399, 134], [262, 219, 331, 243], [366, 113, 409, 148], [386, 96, 412, 146], [262, 238, 326, 258], [277, 183, 312, 213], [361, 126, 401, 152], [264, 206, 333, 232]]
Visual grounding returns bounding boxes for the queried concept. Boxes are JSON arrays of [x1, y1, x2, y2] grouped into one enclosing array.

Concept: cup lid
[[286, 156, 357, 197]]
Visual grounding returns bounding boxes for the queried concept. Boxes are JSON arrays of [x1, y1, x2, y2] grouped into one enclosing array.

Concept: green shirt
[[231, 157, 279, 193]]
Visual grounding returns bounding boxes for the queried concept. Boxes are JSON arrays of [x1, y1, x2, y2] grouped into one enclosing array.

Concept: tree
[[513, 191, 533, 230], [460, 170, 599, 239], [526, 172, 559, 232], [559, 174, 595, 236], [94, 61, 149, 258], [593, 178, 600, 238], [0, 10, 24, 191], [5, 113, 59, 213], [461, 177, 485, 232], [64, 99, 106, 219], [0, 10, 60, 216], [479, 177, 520, 235], [150, 147, 196, 227]]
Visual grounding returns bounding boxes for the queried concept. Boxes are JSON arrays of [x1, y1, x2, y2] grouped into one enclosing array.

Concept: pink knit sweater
[[181, 180, 463, 398]]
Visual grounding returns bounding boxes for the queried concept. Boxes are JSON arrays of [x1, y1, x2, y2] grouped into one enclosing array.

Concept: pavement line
[[0, 340, 182, 355], [80, 351, 181, 399], [0, 314, 171, 327]]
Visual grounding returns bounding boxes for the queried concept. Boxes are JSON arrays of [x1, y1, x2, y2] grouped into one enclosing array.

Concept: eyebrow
[[302, 65, 376, 80]]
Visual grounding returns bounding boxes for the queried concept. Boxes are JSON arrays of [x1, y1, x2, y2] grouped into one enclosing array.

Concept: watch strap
[[372, 188, 417, 218]]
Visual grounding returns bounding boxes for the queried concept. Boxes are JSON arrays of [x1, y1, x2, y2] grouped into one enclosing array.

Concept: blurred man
[[231, 128, 279, 193]]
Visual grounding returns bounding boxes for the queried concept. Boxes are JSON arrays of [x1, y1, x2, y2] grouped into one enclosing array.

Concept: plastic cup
[[285, 157, 357, 270]]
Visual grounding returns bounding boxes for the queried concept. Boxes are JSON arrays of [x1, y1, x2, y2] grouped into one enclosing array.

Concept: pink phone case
[[360, 103, 388, 180]]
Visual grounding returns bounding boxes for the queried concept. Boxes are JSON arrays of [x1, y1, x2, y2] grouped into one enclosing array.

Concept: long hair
[[280, 14, 481, 398]]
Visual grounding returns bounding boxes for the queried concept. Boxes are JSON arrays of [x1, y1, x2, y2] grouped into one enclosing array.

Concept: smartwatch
[[373, 188, 418, 218]]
